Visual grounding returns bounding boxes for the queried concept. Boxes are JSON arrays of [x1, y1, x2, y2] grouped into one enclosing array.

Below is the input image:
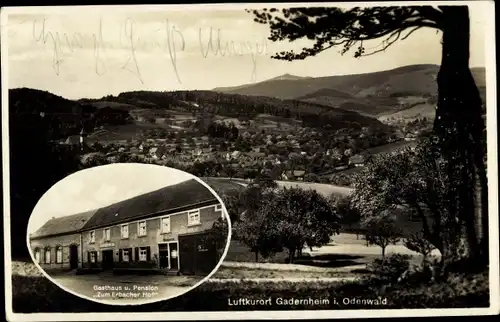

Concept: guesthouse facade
[[29, 179, 227, 276]]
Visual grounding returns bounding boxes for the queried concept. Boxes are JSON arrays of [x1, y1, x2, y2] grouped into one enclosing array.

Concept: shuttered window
[[139, 248, 147, 261], [121, 249, 130, 262]]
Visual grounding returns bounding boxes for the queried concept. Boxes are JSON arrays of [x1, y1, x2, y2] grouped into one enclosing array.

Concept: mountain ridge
[[213, 64, 487, 117]]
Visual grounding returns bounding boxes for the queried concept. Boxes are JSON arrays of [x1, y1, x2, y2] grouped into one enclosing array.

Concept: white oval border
[[25, 163, 233, 306]]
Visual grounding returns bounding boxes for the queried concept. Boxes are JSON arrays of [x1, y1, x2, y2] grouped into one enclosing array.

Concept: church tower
[[79, 128, 88, 150]]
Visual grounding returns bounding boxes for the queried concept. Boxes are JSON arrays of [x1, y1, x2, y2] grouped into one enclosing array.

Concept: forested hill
[[81, 90, 384, 130], [9, 88, 133, 141]]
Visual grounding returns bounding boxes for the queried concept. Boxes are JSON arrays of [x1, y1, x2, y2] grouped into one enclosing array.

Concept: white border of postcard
[[2, 1, 499, 320]]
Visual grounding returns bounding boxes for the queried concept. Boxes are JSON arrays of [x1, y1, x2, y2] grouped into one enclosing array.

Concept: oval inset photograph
[[26, 163, 231, 305]]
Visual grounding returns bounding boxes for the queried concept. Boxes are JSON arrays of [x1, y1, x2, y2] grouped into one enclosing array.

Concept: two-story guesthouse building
[[29, 179, 227, 276]]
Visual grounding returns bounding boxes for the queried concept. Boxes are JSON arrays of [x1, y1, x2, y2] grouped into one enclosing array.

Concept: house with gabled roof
[[29, 210, 97, 272], [29, 179, 226, 276]]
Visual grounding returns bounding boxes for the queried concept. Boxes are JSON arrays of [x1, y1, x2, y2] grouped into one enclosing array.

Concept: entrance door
[[168, 242, 179, 270], [101, 250, 114, 270], [69, 245, 78, 269], [158, 244, 169, 269]]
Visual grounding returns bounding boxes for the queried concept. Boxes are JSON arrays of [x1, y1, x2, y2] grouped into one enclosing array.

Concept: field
[[274, 180, 353, 197], [202, 178, 246, 196], [378, 103, 436, 122], [364, 139, 419, 155], [205, 177, 353, 198], [223, 233, 437, 271]]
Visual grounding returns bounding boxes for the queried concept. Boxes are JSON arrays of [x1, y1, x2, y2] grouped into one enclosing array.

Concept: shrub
[[367, 253, 411, 283]]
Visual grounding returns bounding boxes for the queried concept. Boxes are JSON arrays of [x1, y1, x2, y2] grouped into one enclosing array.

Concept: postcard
[[2, 1, 499, 320]]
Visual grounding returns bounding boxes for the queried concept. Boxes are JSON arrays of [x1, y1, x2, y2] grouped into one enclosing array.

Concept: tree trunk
[[255, 251, 259, 263], [288, 248, 295, 264], [381, 246, 386, 258], [435, 6, 487, 266]]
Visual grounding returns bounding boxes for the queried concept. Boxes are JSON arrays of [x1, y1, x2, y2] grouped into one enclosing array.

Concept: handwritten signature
[[198, 27, 268, 82], [30, 17, 268, 85], [32, 18, 186, 84]]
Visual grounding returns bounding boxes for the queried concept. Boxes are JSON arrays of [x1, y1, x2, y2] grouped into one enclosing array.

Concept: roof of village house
[[30, 209, 98, 239], [81, 179, 217, 230], [349, 154, 366, 164], [64, 135, 81, 145]]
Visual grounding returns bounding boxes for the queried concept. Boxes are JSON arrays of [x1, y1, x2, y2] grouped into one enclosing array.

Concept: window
[[89, 230, 95, 243], [161, 217, 171, 233], [45, 248, 51, 264], [121, 224, 129, 239], [139, 247, 147, 261], [90, 251, 97, 263], [138, 221, 147, 236], [103, 228, 111, 241], [56, 247, 63, 263], [34, 249, 40, 263], [188, 210, 200, 225], [122, 249, 130, 262], [215, 204, 222, 211]]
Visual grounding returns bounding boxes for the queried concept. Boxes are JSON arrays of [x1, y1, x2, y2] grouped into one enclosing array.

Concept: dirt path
[[220, 261, 366, 273], [207, 276, 360, 283]]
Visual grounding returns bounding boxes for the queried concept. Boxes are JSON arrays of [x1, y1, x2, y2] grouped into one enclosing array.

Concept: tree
[[225, 166, 237, 181], [271, 187, 341, 262], [404, 231, 436, 271], [350, 138, 472, 276], [253, 171, 278, 190], [249, 5, 488, 267], [233, 193, 283, 262], [331, 194, 361, 238], [202, 217, 230, 262], [362, 212, 402, 258], [9, 102, 82, 259]]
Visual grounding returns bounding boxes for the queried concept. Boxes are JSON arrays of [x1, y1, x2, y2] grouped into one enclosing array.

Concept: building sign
[[163, 235, 175, 242], [100, 242, 115, 248]]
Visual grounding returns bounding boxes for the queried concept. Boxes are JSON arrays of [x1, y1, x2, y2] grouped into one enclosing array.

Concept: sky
[[27, 163, 195, 233], [3, 2, 490, 100]]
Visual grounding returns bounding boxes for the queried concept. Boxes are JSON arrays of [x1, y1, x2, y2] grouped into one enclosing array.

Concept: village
[[59, 115, 424, 185]]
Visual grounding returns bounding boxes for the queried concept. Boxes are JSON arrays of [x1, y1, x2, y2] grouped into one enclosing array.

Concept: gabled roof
[[64, 135, 81, 145], [30, 209, 97, 239], [82, 179, 217, 230], [349, 154, 366, 163]]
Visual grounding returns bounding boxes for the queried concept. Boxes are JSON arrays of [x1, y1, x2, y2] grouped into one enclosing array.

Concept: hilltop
[[8, 87, 385, 143], [80, 90, 383, 132], [213, 64, 487, 117]]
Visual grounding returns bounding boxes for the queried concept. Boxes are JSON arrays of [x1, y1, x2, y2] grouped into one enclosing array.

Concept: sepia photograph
[[26, 163, 231, 305], [2, 1, 498, 320]]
